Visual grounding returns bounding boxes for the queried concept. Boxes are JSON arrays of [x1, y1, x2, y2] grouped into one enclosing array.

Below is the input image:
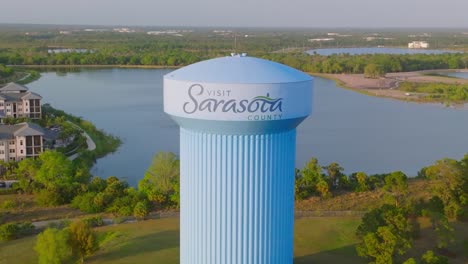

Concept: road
[[67, 122, 96, 160]]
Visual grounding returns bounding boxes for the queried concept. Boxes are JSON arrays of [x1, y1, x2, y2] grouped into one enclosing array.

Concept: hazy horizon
[[1, 0, 467, 28]]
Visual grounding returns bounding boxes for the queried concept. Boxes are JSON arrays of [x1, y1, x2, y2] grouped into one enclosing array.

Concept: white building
[[0, 122, 44, 162], [0, 83, 42, 122], [308, 38, 335, 42], [408, 41, 429, 49]]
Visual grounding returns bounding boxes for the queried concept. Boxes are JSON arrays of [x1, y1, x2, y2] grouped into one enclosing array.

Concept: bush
[[133, 201, 149, 220], [1, 199, 16, 210], [71, 192, 102, 213], [47, 220, 71, 230], [36, 187, 69, 206], [35, 228, 72, 264], [117, 206, 133, 217], [421, 250, 448, 264], [0, 222, 35, 241], [0, 223, 19, 241], [82, 216, 104, 227]]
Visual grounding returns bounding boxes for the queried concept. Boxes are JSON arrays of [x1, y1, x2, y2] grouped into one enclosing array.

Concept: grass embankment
[[0, 194, 85, 224], [296, 179, 434, 212], [0, 70, 40, 85], [399, 81, 468, 103], [1, 217, 466, 264]]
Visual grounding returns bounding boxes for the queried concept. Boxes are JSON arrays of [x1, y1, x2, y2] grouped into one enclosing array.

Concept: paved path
[[67, 122, 96, 160]]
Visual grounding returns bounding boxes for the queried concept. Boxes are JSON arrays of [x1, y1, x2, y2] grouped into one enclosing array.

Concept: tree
[[434, 216, 454, 249], [133, 201, 149, 220], [357, 225, 411, 264], [296, 158, 323, 199], [383, 171, 408, 207], [323, 162, 344, 189], [356, 204, 413, 263], [420, 250, 448, 264], [35, 228, 71, 264], [424, 158, 467, 218], [35, 151, 74, 188], [315, 180, 331, 199], [355, 172, 370, 192], [14, 158, 40, 193], [364, 63, 386, 78], [139, 152, 180, 206], [68, 221, 98, 263]]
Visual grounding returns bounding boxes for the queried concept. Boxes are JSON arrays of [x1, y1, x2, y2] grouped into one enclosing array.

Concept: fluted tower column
[[164, 54, 313, 264]]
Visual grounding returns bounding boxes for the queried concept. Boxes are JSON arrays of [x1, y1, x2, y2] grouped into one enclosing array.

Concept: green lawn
[[2, 216, 465, 264], [0, 217, 362, 264]]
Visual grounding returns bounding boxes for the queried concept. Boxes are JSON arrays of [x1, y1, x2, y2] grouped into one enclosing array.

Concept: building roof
[[164, 55, 313, 84], [0, 122, 44, 140], [20, 92, 42, 100], [0, 93, 24, 102], [0, 91, 42, 102], [0, 83, 29, 93], [43, 128, 59, 141]]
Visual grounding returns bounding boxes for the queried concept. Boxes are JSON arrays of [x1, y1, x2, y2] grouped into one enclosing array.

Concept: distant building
[[147, 30, 191, 36], [365, 36, 394, 41], [47, 48, 90, 54], [0, 122, 44, 162], [408, 41, 429, 49], [0, 83, 42, 121], [113, 28, 136, 33], [308, 38, 335, 42]]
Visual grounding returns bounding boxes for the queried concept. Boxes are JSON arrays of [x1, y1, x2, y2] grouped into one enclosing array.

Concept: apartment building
[[0, 82, 42, 122], [0, 122, 44, 162]]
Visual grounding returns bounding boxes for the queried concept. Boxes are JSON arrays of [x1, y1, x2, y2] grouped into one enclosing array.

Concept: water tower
[[164, 54, 313, 264]]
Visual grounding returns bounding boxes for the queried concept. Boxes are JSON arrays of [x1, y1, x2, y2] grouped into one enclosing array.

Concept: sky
[[0, 0, 467, 28]]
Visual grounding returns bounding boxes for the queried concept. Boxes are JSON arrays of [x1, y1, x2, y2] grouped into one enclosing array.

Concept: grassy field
[[0, 217, 362, 264], [1, 216, 467, 264]]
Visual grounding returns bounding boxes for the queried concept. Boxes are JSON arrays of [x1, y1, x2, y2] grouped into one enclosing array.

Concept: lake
[[28, 69, 468, 186], [306, 47, 461, 56], [442, 71, 468, 79]]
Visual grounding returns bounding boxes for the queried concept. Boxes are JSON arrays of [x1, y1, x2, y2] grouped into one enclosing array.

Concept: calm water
[[442, 71, 468, 79], [306, 47, 461, 56], [29, 69, 468, 185]]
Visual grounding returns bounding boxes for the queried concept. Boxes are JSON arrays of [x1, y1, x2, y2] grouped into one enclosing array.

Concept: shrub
[[68, 220, 98, 262], [35, 228, 72, 264], [71, 192, 102, 213], [0, 222, 35, 241], [1, 199, 16, 210], [82, 216, 104, 227], [421, 250, 448, 264], [133, 201, 149, 220]]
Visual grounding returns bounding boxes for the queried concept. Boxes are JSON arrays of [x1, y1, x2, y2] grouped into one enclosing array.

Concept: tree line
[[1, 51, 467, 75]]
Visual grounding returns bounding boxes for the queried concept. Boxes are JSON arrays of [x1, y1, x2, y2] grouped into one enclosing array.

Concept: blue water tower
[[164, 54, 313, 264]]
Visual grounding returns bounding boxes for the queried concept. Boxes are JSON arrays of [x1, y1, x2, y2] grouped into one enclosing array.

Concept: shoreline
[[310, 69, 468, 105], [12, 64, 181, 69]]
